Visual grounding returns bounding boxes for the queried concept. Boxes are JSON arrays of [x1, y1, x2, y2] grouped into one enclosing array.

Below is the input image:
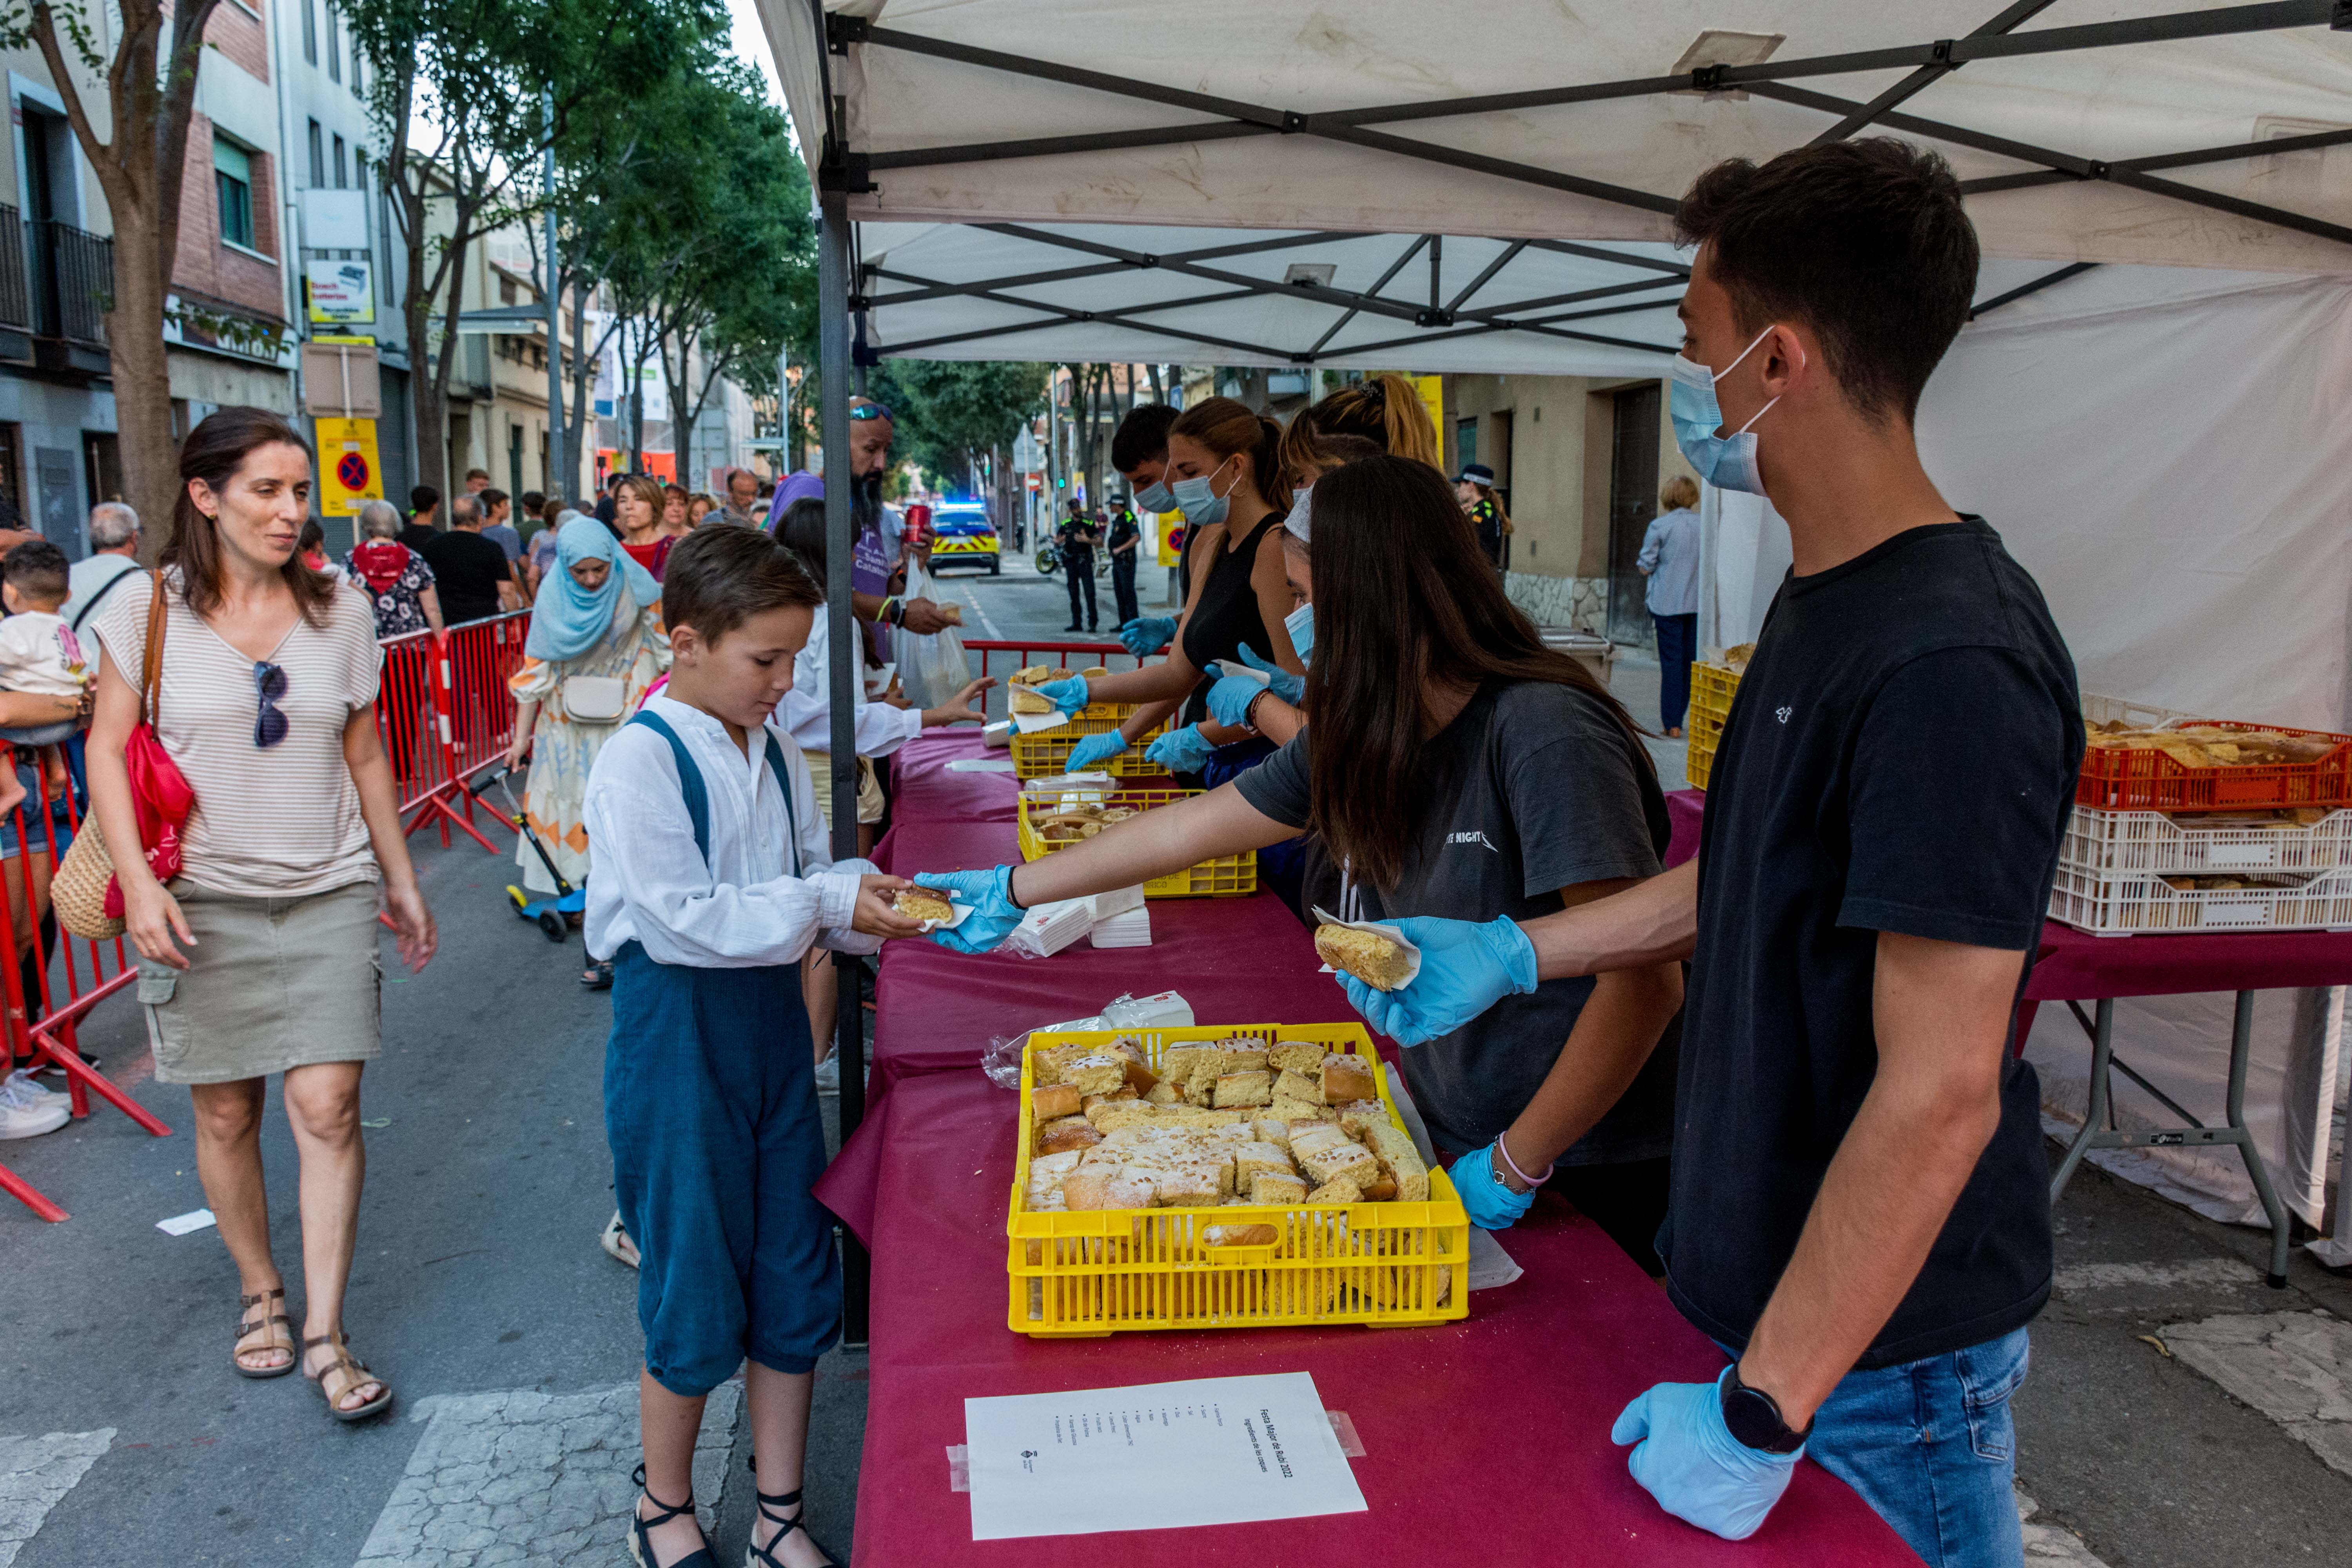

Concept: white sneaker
[[0, 1079, 68, 1139], [812, 1054, 840, 1094], [4, 1068, 67, 1109]]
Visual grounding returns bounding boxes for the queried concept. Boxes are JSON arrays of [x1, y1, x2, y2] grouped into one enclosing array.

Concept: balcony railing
[[0, 207, 27, 332], [25, 219, 113, 347]]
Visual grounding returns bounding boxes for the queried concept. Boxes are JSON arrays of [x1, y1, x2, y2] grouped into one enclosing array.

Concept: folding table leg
[[835, 949, 870, 1349], [2223, 990, 2293, 1289], [2049, 999, 2113, 1204]]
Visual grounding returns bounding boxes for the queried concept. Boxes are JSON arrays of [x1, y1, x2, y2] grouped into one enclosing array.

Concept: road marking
[[0, 1427, 113, 1568], [2054, 1258, 2254, 1294], [2016, 1488, 2112, 1566], [958, 585, 1005, 642], [2162, 1311, 2352, 1479], [352, 1380, 740, 1566]]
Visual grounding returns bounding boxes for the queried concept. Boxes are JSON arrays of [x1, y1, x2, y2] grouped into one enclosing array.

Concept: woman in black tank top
[[1048, 398, 1305, 773]]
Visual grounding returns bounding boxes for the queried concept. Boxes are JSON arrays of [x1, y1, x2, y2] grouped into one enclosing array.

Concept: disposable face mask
[[1667, 326, 1779, 495], [1283, 599, 1314, 662], [1283, 485, 1312, 543], [1169, 456, 1239, 526], [1133, 479, 1175, 514]]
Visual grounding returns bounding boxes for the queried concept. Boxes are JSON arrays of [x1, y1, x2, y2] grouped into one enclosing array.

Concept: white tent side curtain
[[763, 0, 2352, 281]]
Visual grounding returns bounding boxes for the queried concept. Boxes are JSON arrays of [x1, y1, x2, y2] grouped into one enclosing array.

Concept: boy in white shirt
[[582, 525, 923, 1568], [0, 541, 91, 799]]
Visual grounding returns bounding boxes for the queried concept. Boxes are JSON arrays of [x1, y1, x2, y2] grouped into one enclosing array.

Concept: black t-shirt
[[396, 522, 440, 554], [1238, 679, 1679, 1160], [1664, 518, 2082, 1370], [419, 530, 512, 625], [1106, 511, 1140, 556]]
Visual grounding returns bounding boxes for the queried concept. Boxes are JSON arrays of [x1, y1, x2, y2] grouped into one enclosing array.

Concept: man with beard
[[765, 401, 954, 663]]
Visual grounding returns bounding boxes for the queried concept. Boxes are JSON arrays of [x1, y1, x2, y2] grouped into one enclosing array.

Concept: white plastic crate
[[2081, 693, 2203, 730], [2062, 806, 2352, 877], [2048, 864, 2352, 935]]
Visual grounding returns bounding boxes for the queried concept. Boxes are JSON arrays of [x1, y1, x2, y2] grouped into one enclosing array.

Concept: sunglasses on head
[[848, 399, 893, 423], [253, 661, 289, 749]]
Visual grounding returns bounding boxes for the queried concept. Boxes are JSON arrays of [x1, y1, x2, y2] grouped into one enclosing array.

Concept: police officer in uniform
[[1105, 495, 1142, 628], [1458, 462, 1508, 570], [1058, 497, 1101, 632]]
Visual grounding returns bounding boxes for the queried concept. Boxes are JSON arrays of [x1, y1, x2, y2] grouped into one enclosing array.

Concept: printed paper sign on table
[[964, 1372, 1364, 1540]]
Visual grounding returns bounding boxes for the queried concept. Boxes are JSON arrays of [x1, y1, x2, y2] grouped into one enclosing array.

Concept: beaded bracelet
[[1495, 1132, 1555, 1191]]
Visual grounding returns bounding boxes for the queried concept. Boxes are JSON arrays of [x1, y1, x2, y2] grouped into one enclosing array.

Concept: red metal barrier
[[959, 639, 1163, 681], [387, 611, 529, 855], [0, 742, 167, 1223]]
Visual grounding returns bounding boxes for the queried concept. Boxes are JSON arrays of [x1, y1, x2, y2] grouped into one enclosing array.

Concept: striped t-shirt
[[93, 572, 385, 897]]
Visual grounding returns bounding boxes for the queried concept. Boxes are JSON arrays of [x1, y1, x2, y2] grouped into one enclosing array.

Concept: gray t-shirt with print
[[1236, 679, 1680, 1161]]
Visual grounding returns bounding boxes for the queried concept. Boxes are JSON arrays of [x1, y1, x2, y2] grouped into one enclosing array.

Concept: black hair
[[409, 484, 440, 514], [3, 539, 69, 601], [1111, 404, 1179, 474], [1674, 138, 1978, 426], [777, 496, 827, 580], [297, 520, 326, 554], [661, 523, 821, 644], [521, 490, 546, 513], [482, 488, 508, 511]]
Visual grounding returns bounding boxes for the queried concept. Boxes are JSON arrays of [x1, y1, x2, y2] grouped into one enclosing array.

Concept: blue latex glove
[[1203, 671, 1272, 730], [1449, 1144, 1537, 1230], [1612, 1373, 1802, 1541], [1066, 730, 1129, 770], [1337, 915, 1538, 1046], [914, 866, 1024, 954], [1144, 723, 1216, 774], [1034, 675, 1091, 714], [1118, 616, 1176, 655], [1233, 646, 1306, 704]]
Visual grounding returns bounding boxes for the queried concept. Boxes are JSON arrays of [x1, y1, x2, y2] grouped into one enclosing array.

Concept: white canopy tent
[[755, 1, 2352, 1265]]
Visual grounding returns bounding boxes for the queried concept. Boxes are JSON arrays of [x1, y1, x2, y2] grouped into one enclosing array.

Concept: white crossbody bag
[[560, 675, 627, 722]]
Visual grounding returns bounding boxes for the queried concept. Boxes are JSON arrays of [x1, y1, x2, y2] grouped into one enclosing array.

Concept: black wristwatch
[[1720, 1363, 1811, 1454]]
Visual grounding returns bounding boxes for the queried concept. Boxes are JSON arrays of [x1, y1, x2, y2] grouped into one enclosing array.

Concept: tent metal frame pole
[[866, 229, 1370, 309], [831, 1, 2346, 247], [869, 264, 1303, 359], [818, 180, 870, 1350], [1748, 80, 2352, 247], [1307, 234, 1428, 355], [1967, 261, 2100, 319], [1809, 0, 2061, 145]]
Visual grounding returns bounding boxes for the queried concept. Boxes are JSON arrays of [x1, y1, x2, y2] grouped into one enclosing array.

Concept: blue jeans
[[1808, 1328, 2031, 1568], [1654, 611, 1698, 730]]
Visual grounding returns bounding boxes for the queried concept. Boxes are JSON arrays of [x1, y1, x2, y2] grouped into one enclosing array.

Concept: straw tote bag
[[54, 575, 194, 939]]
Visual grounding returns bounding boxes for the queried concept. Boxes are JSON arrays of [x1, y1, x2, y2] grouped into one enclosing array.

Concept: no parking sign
[[317, 417, 384, 517]]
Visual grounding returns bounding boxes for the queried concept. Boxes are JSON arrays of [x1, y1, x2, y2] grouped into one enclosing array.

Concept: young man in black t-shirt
[[1342, 142, 2080, 1568]]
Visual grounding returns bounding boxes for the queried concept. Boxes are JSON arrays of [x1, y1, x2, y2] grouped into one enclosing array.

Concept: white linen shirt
[[582, 694, 882, 967], [787, 603, 922, 757]]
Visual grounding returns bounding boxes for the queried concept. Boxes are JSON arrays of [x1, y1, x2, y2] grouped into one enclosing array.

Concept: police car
[[926, 506, 1000, 574]]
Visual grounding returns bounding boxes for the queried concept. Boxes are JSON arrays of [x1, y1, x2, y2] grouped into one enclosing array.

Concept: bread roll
[[893, 887, 955, 924], [1316, 925, 1412, 991]]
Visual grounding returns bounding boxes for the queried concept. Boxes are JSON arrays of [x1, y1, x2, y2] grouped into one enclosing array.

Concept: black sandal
[[581, 960, 613, 990], [626, 1463, 715, 1568], [746, 1455, 838, 1567]]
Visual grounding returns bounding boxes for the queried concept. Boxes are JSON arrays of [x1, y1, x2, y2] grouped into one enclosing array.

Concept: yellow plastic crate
[[1007, 1022, 1470, 1337], [1007, 704, 1171, 779], [1690, 660, 1742, 728], [1685, 709, 1725, 791], [1016, 786, 1256, 897]]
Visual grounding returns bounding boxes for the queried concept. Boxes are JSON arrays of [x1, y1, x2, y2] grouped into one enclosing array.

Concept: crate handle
[[1198, 1240, 1283, 1262]]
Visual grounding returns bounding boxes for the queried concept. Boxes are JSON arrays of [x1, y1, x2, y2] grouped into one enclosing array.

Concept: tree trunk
[[425, 223, 476, 500], [106, 203, 179, 561]]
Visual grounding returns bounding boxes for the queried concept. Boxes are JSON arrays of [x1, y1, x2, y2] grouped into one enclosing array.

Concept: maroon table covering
[[2024, 921, 2352, 1000], [886, 730, 1022, 824], [826, 1068, 1916, 1565], [1666, 787, 1705, 868]]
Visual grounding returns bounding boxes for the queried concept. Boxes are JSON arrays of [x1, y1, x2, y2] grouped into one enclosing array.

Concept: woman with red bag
[[85, 408, 437, 1423]]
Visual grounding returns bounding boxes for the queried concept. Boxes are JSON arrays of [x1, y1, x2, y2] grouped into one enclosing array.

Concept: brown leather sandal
[[302, 1330, 392, 1422], [232, 1287, 296, 1379]]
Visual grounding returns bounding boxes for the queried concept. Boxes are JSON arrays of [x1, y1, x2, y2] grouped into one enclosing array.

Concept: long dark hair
[[165, 407, 338, 626], [1305, 456, 1650, 891]]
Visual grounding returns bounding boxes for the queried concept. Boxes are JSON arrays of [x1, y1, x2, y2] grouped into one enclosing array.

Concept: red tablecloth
[[819, 1069, 1916, 1565], [2024, 921, 2352, 1000], [885, 730, 1021, 825]]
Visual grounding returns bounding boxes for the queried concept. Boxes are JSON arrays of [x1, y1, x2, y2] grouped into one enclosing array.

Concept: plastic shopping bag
[[892, 559, 972, 709]]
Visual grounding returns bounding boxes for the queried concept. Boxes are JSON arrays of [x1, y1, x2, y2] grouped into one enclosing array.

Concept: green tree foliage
[[871, 361, 1051, 496]]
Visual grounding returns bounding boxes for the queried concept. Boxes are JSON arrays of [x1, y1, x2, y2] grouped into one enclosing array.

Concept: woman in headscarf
[[503, 517, 670, 987]]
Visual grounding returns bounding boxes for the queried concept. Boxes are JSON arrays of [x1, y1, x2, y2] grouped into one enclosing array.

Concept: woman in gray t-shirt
[[915, 456, 1686, 1272]]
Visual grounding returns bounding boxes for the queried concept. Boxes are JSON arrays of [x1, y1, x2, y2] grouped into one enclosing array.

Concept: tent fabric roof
[[759, 0, 2352, 369]]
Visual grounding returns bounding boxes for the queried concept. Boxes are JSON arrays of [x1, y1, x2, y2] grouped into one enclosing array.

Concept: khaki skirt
[[137, 879, 382, 1085]]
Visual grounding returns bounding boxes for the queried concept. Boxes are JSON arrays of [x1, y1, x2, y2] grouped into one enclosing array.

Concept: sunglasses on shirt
[[254, 661, 289, 749]]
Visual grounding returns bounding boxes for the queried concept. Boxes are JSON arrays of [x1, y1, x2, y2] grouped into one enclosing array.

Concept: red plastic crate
[[2076, 723, 2352, 813]]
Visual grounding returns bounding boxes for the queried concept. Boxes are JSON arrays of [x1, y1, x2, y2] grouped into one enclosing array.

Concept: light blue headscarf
[[526, 516, 659, 662]]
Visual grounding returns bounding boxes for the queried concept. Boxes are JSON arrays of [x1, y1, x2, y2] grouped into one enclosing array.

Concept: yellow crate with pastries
[[1007, 1022, 1470, 1336], [1004, 664, 1169, 778], [1016, 786, 1257, 898]]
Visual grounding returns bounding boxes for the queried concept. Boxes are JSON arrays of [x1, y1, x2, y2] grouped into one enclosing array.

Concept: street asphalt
[[0, 542, 2344, 1566]]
